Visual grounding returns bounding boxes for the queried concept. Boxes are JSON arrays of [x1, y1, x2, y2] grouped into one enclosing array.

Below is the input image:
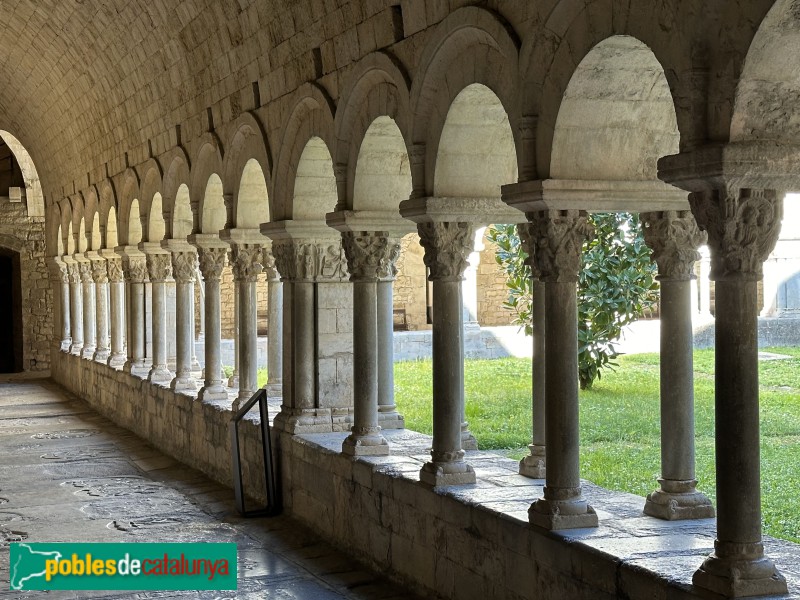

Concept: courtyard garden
[[394, 348, 800, 544]]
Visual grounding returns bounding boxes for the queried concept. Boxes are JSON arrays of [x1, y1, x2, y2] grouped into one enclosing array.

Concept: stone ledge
[[50, 350, 800, 600]]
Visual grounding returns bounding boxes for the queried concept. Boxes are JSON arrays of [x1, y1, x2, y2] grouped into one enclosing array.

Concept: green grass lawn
[[394, 348, 800, 543]]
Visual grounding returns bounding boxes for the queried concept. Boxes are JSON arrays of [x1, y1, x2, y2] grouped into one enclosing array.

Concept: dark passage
[[0, 250, 22, 373]]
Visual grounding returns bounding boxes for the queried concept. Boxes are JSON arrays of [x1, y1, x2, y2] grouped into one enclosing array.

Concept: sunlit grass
[[395, 348, 800, 543]]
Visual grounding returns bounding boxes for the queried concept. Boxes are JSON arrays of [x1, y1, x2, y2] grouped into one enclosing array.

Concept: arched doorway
[[0, 246, 23, 372]]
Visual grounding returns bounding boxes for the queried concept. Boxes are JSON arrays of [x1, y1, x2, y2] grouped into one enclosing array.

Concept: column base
[[461, 429, 478, 451], [419, 460, 476, 487], [378, 410, 405, 430], [69, 343, 83, 356], [519, 445, 546, 479], [147, 366, 173, 384], [108, 353, 126, 369], [191, 357, 201, 371], [60, 340, 72, 352], [81, 345, 97, 360], [644, 479, 715, 520], [265, 382, 283, 399], [124, 361, 149, 378], [197, 385, 230, 402], [170, 375, 198, 394], [693, 542, 787, 598], [529, 494, 598, 530], [272, 408, 333, 434], [342, 432, 390, 456], [93, 348, 110, 363]]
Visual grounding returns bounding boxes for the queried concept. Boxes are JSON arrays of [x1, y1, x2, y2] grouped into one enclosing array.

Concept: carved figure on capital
[[272, 240, 349, 282], [262, 248, 279, 281], [231, 245, 263, 283], [106, 259, 124, 283], [78, 261, 94, 284], [146, 254, 173, 282], [197, 247, 227, 281], [90, 260, 109, 284], [343, 232, 394, 281], [172, 251, 198, 284], [641, 210, 706, 281], [122, 258, 148, 283], [689, 187, 782, 281], [66, 263, 80, 285], [417, 222, 475, 281], [517, 221, 541, 280], [529, 210, 593, 283], [50, 260, 70, 284]]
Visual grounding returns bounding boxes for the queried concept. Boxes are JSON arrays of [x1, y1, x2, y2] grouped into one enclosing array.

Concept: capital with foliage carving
[[78, 261, 94, 284], [66, 263, 80, 285], [231, 244, 263, 283], [49, 260, 70, 284], [516, 221, 541, 279], [689, 187, 782, 281], [378, 237, 401, 281], [417, 222, 475, 281], [122, 257, 147, 283], [262, 248, 279, 281], [90, 260, 109, 284], [106, 259, 124, 283], [343, 232, 396, 282], [171, 251, 198, 284], [197, 247, 227, 281], [530, 210, 593, 283], [641, 210, 706, 281], [146, 253, 172, 283]]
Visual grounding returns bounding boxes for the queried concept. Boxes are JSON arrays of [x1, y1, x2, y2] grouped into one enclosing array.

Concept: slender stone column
[[121, 252, 148, 376], [192, 269, 203, 371], [78, 259, 97, 359], [228, 278, 240, 389], [528, 209, 598, 530], [196, 245, 228, 401], [67, 260, 84, 355], [105, 256, 126, 368], [49, 258, 71, 351], [417, 222, 476, 487], [146, 252, 173, 383], [262, 250, 283, 398], [170, 249, 199, 393], [641, 210, 714, 520], [230, 243, 263, 410], [341, 232, 391, 456], [688, 188, 787, 597], [90, 257, 110, 363], [377, 238, 404, 429], [517, 222, 546, 479]]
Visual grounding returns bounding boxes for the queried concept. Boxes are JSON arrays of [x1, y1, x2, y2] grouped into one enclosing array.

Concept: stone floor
[[0, 375, 423, 600]]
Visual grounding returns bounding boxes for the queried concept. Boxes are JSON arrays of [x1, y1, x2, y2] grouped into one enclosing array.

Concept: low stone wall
[[51, 350, 800, 600]]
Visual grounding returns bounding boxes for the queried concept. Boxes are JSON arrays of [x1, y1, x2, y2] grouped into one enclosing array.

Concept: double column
[[87, 252, 110, 363], [104, 255, 127, 368], [48, 257, 72, 352], [340, 231, 395, 457], [168, 244, 199, 393], [65, 256, 84, 356], [527, 209, 598, 530], [262, 251, 283, 398], [119, 247, 148, 376], [192, 237, 229, 402], [77, 256, 96, 359], [143, 245, 173, 384], [417, 222, 477, 487], [640, 210, 714, 520]]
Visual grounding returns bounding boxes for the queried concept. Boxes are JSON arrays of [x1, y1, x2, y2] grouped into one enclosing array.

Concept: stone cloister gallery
[[1, 0, 800, 598]]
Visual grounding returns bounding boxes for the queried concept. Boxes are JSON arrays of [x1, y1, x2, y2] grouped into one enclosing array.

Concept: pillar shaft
[[107, 259, 126, 367], [230, 244, 262, 410], [197, 247, 228, 401], [171, 251, 198, 393], [146, 253, 173, 383], [79, 261, 96, 358], [293, 280, 315, 409], [417, 222, 476, 486], [91, 259, 110, 362], [68, 263, 84, 355], [122, 256, 147, 376], [528, 210, 597, 530], [377, 279, 403, 428], [687, 187, 786, 597]]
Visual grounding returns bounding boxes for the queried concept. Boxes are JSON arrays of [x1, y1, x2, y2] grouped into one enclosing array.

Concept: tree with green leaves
[[488, 213, 659, 389]]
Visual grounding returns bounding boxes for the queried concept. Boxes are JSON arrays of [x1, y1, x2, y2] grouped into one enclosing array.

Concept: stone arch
[[223, 112, 272, 227], [191, 133, 225, 231], [58, 200, 74, 254], [730, 0, 800, 143], [549, 35, 680, 181], [97, 179, 118, 249], [351, 117, 413, 211], [433, 83, 518, 198], [161, 146, 193, 238], [335, 51, 412, 208], [138, 159, 165, 242], [116, 168, 141, 246], [292, 137, 338, 221], [0, 129, 44, 217], [200, 174, 226, 235], [410, 6, 521, 196], [69, 195, 87, 253], [522, 0, 694, 177], [82, 187, 102, 250], [272, 82, 336, 220]]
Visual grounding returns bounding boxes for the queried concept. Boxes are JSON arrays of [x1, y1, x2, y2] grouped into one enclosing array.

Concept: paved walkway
[[0, 375, 422, 599]]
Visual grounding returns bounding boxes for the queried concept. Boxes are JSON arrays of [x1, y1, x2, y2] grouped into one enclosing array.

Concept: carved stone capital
[[90, 260, 109, 284], [529, 210, 593, 283], [230, 244, 263, 283], [146, 253, 172, 283], [262, 248, 279, 281], [417, 222, 475, 281], [49, 260, 69, 284], [689, 187, 782, 281], [66, 263, 80, 285], [516, 222, 541, 279], [378, 237, 401, 281], [171, 251, 198, 284], [78, 262, 94, 284], [641, 210, 707, 281], [122, 257, 148, 283], [106, 258, 124, 283], [272, 239, 349, 282], [197, 247, 227, 281], [342, 232, 397, 282]]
